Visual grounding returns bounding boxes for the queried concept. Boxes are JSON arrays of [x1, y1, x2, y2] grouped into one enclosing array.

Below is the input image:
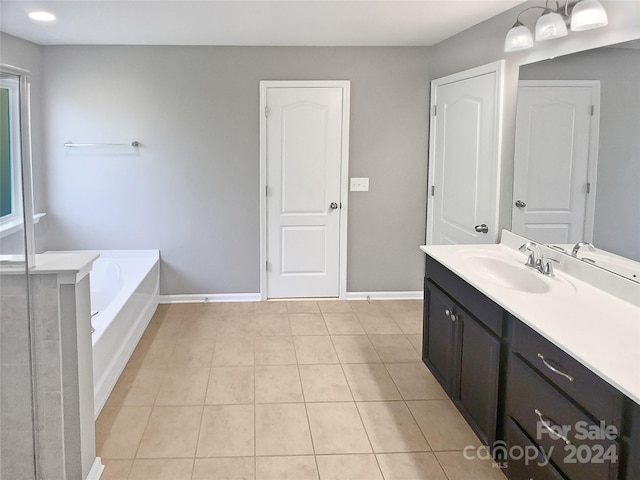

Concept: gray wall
[[41, 46, 430, 295], [520, 47, 640, 261]]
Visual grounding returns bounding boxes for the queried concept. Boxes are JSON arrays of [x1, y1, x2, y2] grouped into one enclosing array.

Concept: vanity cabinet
[[421, 246, 640, 480], [423, 256, 504, 446], [506, 316, 623, 480]]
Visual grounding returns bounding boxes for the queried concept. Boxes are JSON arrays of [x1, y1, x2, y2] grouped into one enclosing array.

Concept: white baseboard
[[345, 291, 423, 300], [160, 292, 422, 303], [86, 457, 104, 480], [159, 293, 262, 304]]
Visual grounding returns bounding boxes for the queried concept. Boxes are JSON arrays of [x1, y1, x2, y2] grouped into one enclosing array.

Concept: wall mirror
[[511, 39, 640, 282]]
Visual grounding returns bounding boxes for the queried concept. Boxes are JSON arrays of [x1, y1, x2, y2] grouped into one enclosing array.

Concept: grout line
[[350, 396, 385, 478], [433, 451, 454, 480], [404, 396, 435, 453], [193, 354, 214, 460], [332, 346, 380, 464], [294, 344, 321, 478], [128, 316, 176, 463], [103, 451, 470, 461], [253, 352, 257, 462]]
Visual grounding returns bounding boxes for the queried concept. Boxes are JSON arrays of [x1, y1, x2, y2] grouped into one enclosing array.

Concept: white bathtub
[[88, 250, 160, 418]]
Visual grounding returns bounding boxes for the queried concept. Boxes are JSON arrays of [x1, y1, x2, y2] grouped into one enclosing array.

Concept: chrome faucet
[[519, 242, 559, 276], [571, 242, 595, 257]]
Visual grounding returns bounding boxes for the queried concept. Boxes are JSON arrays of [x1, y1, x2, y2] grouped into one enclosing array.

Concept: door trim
[[426, 60, 505, 245], [259, 80, 351, 300], [516, 80, 600, 243]]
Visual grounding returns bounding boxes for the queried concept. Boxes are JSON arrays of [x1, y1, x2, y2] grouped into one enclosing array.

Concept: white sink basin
[[463, 256, 551, 293]]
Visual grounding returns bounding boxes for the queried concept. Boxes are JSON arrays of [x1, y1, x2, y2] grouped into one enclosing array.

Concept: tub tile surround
[[97, 300, 507, 480], [1, 253, 102, 479]]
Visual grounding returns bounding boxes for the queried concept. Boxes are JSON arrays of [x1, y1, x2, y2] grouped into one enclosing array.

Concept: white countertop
[[0, 252, 99, 284], [420, 233, 640, 405]]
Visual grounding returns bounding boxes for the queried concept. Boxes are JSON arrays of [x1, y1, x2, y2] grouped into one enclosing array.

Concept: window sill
[[0, 213, 46, 239]]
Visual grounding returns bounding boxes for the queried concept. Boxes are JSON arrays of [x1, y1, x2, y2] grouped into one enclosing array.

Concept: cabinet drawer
[[622, 400, 640, 480], [426, 256, 503, 335], [508, 355, 619, 480], [510, 317, 623, 428], [505, 418, 565, 480]]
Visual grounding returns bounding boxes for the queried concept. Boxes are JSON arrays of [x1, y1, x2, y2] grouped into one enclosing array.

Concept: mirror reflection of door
[[512, 80, 600, 245]]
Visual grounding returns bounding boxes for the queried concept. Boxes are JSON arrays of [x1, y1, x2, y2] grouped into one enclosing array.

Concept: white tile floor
[[97, 300, 507, 479]]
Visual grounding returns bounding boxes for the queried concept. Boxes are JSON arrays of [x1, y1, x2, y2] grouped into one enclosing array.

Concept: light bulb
[[28, 11, 56, 22], [535, 11, 568, 41], [571, 0, 608, 31], [505, 23, 534, 52]]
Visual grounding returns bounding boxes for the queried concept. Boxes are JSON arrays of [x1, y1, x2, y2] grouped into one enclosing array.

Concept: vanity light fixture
[[504, 0, 608, 53], [28, 11, 56, 22]]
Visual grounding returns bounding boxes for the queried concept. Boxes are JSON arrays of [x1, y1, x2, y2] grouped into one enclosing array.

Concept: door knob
[[330, 202, 339, 209], [474, 224, 489, 234], [515, 200, 527, 208]]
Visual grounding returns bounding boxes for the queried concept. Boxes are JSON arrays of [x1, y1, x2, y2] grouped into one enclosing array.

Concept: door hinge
[[586, 182, 591, 194], [266, 261, 271, 272], [265, 105, 270, 117], [432, 105, 437, 117], [590, 105, 595, 116], [265, 185, 269, 196], [431, 185, 435, 196]]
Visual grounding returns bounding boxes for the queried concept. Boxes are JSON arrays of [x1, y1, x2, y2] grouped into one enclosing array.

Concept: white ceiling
[[0, 0, 526, 47]]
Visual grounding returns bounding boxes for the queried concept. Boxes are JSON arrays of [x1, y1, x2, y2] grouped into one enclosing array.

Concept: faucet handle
[[541, 256, 560, 276], [519, 242, 539, 267], [519, 241, 537, 252]]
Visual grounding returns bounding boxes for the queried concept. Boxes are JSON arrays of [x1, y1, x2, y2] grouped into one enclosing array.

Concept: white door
[[512, 81, 599, 244], [428, 62, 504, 245], [264, 85, 347, 298]]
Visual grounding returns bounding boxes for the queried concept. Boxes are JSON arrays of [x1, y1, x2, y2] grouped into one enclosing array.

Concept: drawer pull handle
[[534, 408, 572, 445], [537, 353, 574, 382]]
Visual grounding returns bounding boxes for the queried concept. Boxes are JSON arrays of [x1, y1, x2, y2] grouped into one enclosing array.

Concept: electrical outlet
[[350, 177, 369, 192]]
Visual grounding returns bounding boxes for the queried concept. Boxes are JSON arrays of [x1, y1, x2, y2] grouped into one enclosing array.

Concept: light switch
[[350, 177, 369, 192]]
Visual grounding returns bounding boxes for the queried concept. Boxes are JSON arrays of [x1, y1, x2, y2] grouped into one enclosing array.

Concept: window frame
[[0, 74, 24, 227]]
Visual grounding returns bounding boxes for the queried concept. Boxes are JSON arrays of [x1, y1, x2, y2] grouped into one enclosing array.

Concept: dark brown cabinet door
[[457, 313, 501, 446], [424, 280, 458, 395], [424, 278, 501, 445]]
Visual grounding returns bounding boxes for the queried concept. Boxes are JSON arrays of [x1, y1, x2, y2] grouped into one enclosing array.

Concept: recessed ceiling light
[[29, 11, 56, 22]]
